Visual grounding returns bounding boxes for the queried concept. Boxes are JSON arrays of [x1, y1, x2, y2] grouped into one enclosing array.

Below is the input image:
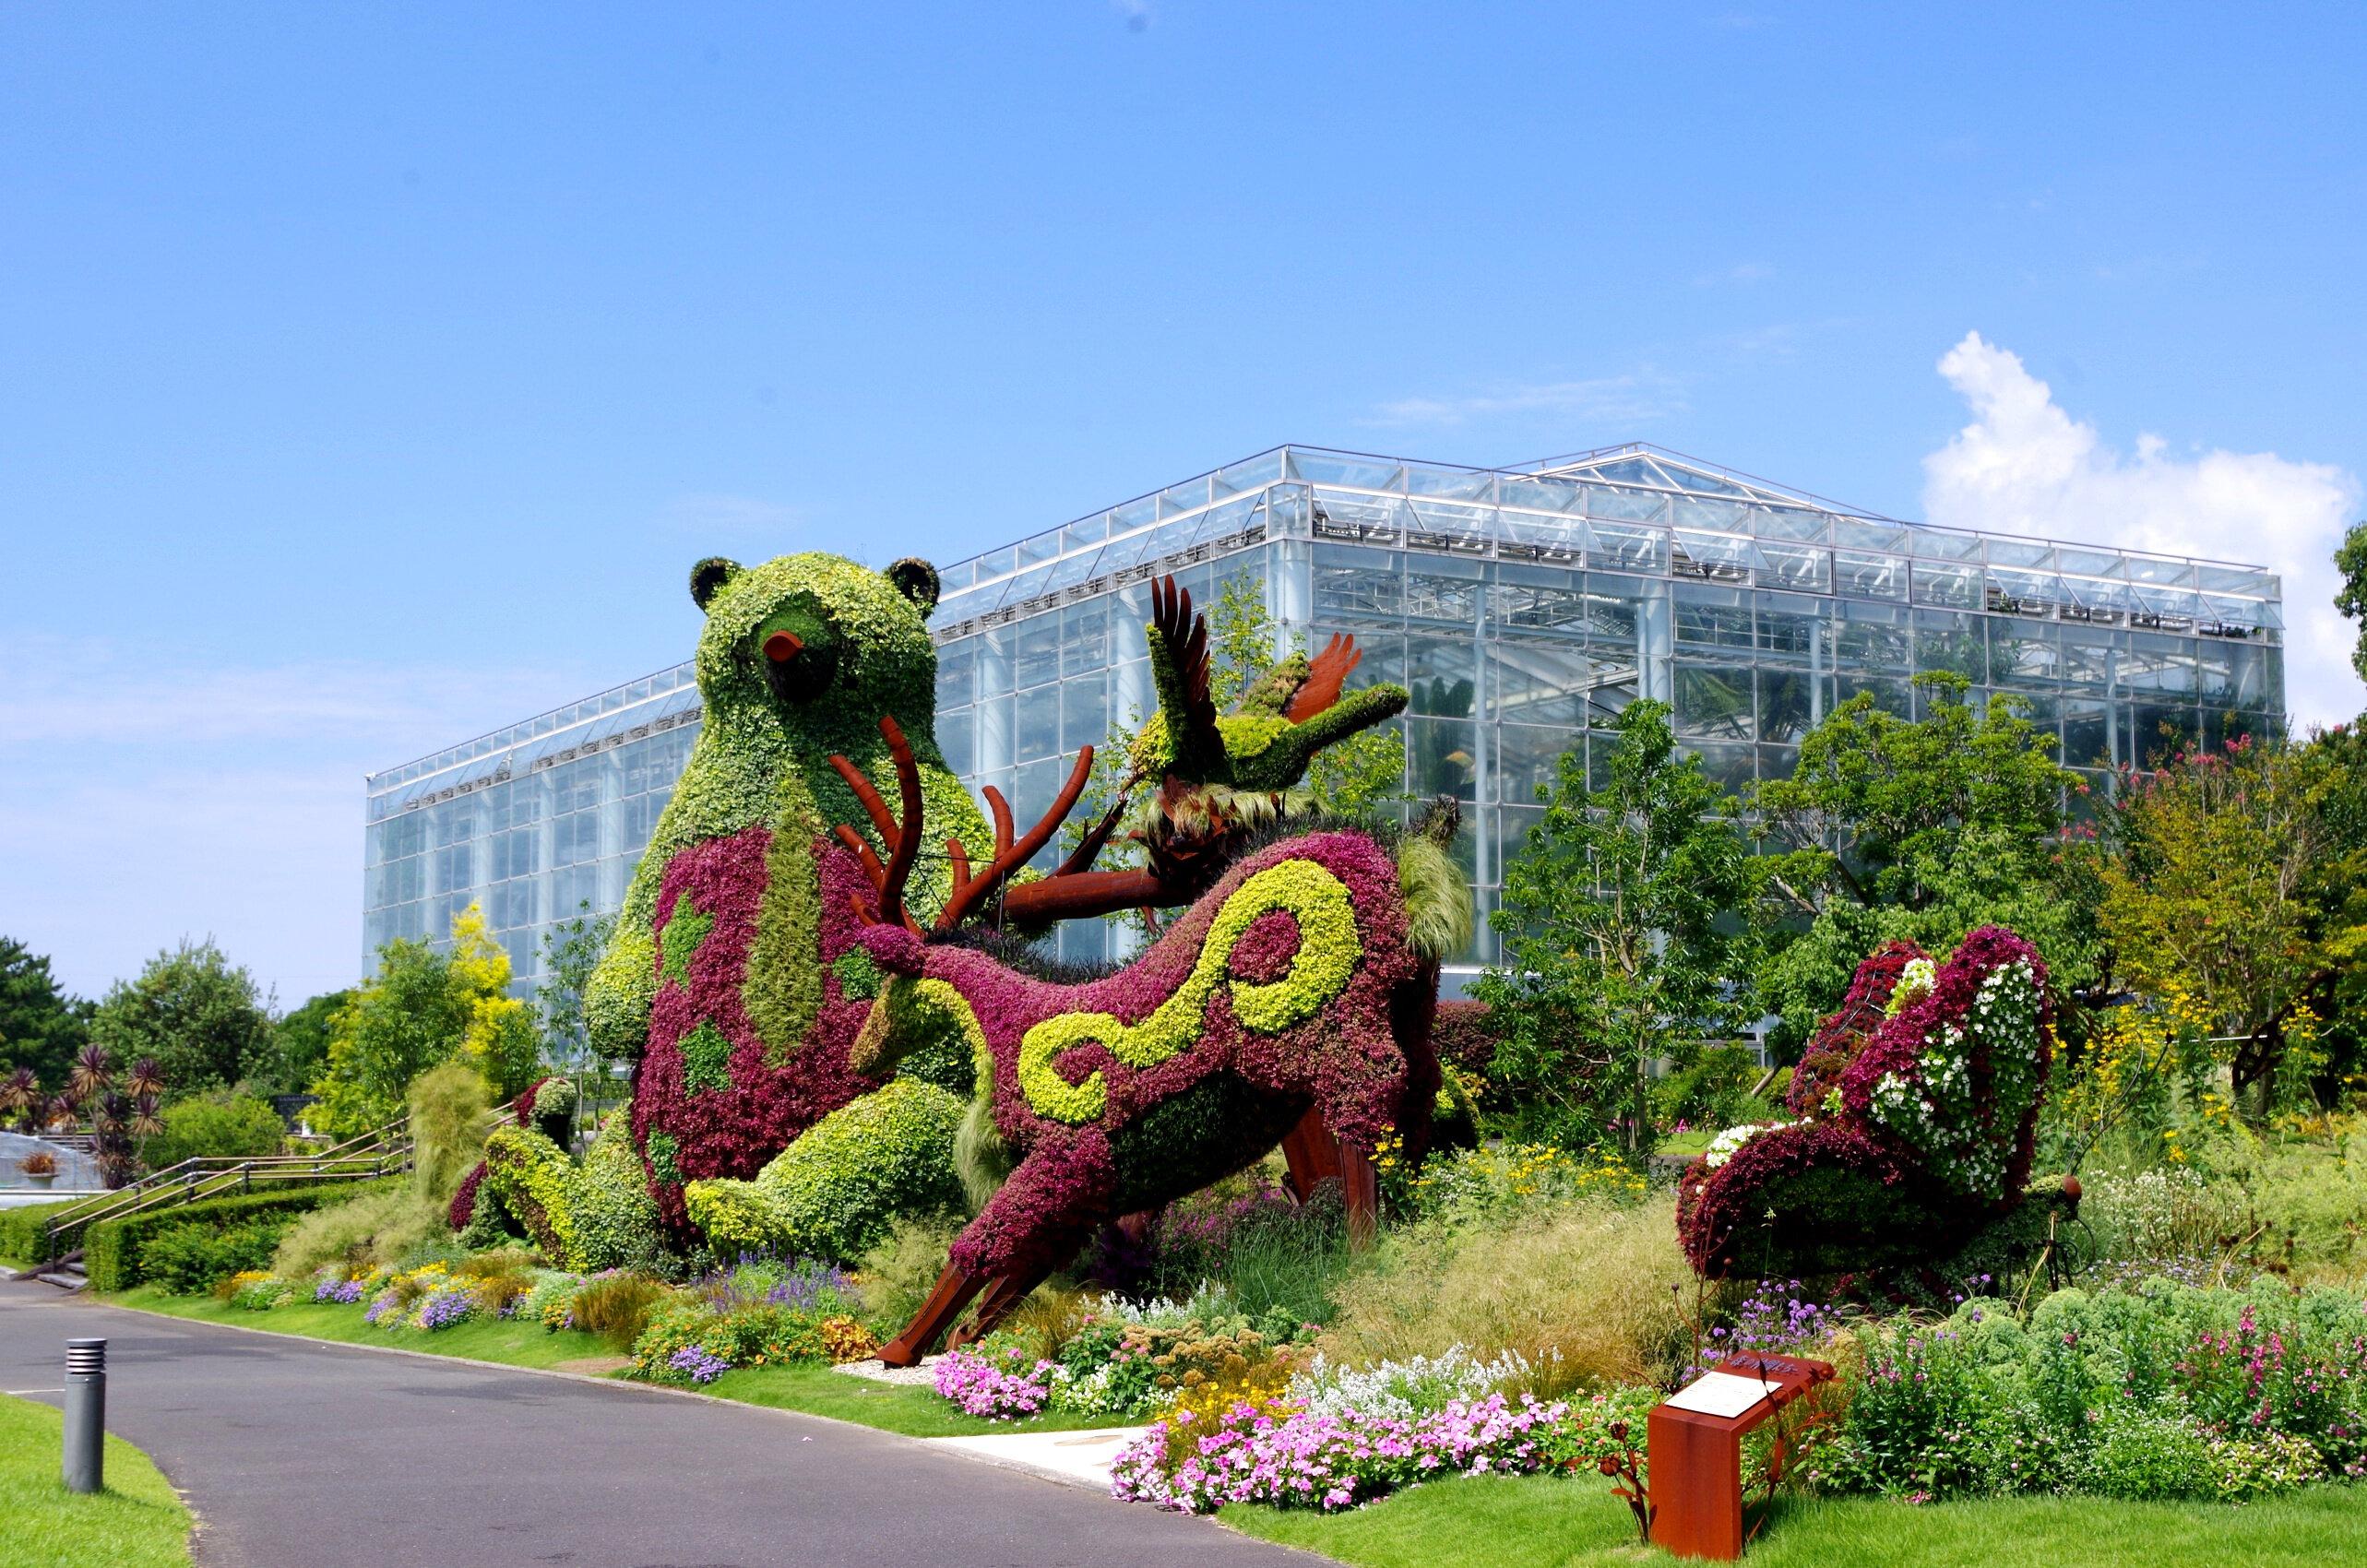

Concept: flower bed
[[1111, 1384, 1658, 1513]]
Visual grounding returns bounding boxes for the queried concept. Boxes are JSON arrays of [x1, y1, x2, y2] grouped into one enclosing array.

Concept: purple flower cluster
[[316, 1276, 365, 1304], [932, 1346, 1053, 1420], [1111, 1391, 1595, 1513], [1702, 1278, 1838, 1367], [668, 1345, 732, 1384], [417, 1287, 476, 1331]]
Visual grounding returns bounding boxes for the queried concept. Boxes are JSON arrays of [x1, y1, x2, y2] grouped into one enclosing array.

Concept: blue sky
[[4, 2, 2363, 1003]]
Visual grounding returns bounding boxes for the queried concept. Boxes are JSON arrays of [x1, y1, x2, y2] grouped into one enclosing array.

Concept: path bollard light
[[63, 1337, 106, 1494], [1647, 1353, 1834, 1561]]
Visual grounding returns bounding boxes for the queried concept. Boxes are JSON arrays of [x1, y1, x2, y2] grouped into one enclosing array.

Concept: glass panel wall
[[366, 445, 2284, 988]]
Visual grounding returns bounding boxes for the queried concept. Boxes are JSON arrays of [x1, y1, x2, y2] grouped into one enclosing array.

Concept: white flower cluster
[[1704, 1122, 1790, 1170], [1885, 957, 1938, 1016], [1287, 1344, 1539, 1421], [1865, 957, 2043, 1199]]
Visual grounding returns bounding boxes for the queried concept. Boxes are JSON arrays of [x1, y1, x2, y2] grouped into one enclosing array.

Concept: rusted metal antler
[[939, 745, 1095, 930], [826, 715, 926, 934], [828, 716, 1100, 932]]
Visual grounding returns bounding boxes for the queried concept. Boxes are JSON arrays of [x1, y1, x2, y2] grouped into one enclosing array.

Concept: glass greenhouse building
[[362, 443, 2285, 990]]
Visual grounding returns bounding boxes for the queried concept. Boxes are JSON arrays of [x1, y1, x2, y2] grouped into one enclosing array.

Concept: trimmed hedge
[[0, 1199, 85, 1268], [85, 1181, 391, 1292]]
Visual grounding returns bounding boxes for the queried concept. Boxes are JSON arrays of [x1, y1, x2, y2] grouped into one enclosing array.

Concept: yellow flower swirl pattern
[[1017, 860, 1363, 1124]]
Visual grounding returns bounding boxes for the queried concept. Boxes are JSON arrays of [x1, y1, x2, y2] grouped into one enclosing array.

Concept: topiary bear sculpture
[[482, 552, 1460, 1328], [1677, 925, 2054, 1279]]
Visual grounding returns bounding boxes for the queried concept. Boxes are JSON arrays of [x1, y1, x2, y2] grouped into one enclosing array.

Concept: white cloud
[[1921, 332, 2363, 730], [0, 638, 591, 999], [1373, 372, 1683, 430], [0, 636, 569, 747]]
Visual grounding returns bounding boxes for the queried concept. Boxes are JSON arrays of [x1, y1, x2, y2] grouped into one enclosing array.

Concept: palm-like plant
[[91, 1090, 136, 1189], [65, 1043, 114, 1110], [127, 1056, 167, 1103], [0, 1066, 37, 1127], [130, 1092, 165, 1140]]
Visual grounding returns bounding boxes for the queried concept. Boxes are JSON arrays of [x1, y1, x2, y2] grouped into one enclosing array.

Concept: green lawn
[[105, 1288, 1119, 1439], [1223, 1471, 2367, 1568], [0, 1394, 191, 1568]]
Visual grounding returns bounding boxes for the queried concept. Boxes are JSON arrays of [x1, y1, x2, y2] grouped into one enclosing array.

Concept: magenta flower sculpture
[[1677, 924, 2054, 1279]]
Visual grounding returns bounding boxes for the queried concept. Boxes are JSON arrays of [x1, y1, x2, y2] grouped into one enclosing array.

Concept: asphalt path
[[0, 1281, 1319, 1568]]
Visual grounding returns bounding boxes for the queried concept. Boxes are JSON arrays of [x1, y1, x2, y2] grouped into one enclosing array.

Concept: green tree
[[1471, 699, 1758, 1155], [2099, 737, 2360, 1119], [537, 902, 617, 1100], [0, 938, 91, 1089], [2334, 520, 2367, 683], [1747, 671, 2094, 1054], [88, 938, 277, 1096], [313, 905, 541, 1136], [272, 989, 352, 1096], [141, 1091, 286, 1169]]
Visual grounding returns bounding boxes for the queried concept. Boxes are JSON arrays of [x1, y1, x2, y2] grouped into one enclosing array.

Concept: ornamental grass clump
[[1325, 1192, 1691, 1396], [568, 1272, 672, 1349]]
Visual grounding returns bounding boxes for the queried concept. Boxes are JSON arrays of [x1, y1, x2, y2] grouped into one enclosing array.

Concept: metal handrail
[[35, 1088, 536, 1266], [37, 1110, 416, 1264]]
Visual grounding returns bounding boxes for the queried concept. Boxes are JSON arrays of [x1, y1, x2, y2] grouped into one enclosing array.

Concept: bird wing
[[1148, 575, 1228, 781], [1283, 632, 1364, 722]]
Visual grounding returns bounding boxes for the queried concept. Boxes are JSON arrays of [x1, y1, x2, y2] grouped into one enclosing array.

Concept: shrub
[[87, 1181, 386, 1291], [683, 1078, 964, 1263], [627, 1280, 875, 1384], [2087, 1405, 2214, 1501], [139, 1093, 284, 1170], [141, 1218, 290, 1295], [223, 1270, 299, 1310], [1325, 1193, 1691, 1395], [0, 1199, 82, 1268]]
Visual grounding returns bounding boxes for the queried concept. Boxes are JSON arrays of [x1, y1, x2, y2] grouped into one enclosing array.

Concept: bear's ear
[[689, 557, 742, 611], [885, 558, 940, 615]]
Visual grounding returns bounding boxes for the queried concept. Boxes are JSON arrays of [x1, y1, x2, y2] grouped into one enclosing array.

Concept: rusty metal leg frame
[[944, 1261, 1059, 1353], [876, 1264, 991, 1368]]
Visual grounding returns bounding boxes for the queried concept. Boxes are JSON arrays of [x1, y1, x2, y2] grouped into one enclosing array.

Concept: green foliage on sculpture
[[564, 551, 993, 1238], [480, 1110, 661, 1272], [683, 1078, 967, 1263], [583, 552, 990, 1071], [571, 1111, 664, 1271]]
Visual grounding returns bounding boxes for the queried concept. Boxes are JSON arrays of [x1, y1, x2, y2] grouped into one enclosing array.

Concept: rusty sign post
[[1647, 1353, 1835, 1560]]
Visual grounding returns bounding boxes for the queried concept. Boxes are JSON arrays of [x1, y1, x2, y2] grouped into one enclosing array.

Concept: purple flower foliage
[[933, 1346, 1053, 1420], [1112, 1391, 1621, 1514], [634, 830, 886, 1232], [316, 1276, 366, 1304], [668, 1345, 732, 1384], [1696, 1279, 1838, 1375], [917, 831, 1430, 1279], [690, 1252, 857, 1313], [417, 1287, 476, 1331]]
